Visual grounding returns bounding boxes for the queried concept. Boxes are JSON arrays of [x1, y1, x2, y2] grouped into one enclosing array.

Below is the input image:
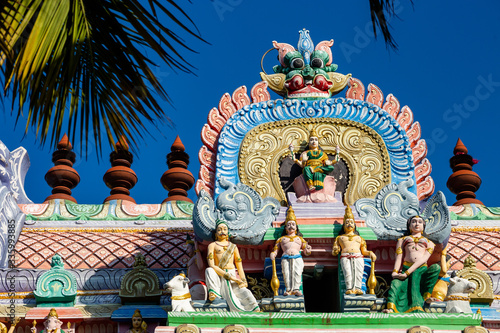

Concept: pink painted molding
[[18, 203, 49, 215], [345, 77, 365, 100], [345, 79, 434, 201], [448, 205, 465, 214], [198, 145, 216, 172], [121, 201, 161, 217], [366, 83, 383, 107], [415, 158, 432, 183], [232, 86, 251, 110], [382, 93, 400, 118], [251, 81, 271, 103]]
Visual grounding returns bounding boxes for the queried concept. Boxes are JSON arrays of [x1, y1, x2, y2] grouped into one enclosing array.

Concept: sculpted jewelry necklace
[[408, 235, 423, 250], [310, 150, 320, 157], [410, 235, 423, 244], [215, 242, 228, 251], [346, 234, 356, 241]]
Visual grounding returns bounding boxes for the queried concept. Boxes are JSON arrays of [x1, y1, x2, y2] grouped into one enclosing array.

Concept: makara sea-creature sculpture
[[355, 178, 450, 243], [193, 178, 280, 245]]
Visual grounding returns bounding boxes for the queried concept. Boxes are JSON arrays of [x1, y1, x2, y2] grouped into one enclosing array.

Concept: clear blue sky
[[2, 1, 499, 207]]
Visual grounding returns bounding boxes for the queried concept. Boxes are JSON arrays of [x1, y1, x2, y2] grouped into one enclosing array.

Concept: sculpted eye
[[290, 58, 304, 69], [311, 57, 324, 68]]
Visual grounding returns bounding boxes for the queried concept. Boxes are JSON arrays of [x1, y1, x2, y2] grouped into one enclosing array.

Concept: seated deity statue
[[270, 206, 312, 296], [205, 220, 260, 312], [31, 308, 64, 333], [126, 309, 147, 333], [291, 128, 336, 191], [384, 216, 441, 313], [332, 206, 376, 295]]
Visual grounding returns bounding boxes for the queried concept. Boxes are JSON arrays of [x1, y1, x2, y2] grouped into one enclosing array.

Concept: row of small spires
[[44, 134, 195, 204], [44, 135, 482, 206]]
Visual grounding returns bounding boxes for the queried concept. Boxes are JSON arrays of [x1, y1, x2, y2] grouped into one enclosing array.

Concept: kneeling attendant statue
[[385, 216, 441, 313], [270, 206, 312, 296], [332, 206, 376, 295], [205, 220, 260, 311]]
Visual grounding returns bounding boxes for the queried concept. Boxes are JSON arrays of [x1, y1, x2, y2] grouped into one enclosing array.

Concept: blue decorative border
[[215, 97, 416, 197]]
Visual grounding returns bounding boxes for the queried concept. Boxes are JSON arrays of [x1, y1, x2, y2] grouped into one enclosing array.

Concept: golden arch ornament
[[238, 118, 391, 205]]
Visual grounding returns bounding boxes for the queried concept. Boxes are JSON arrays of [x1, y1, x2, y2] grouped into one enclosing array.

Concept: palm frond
[[368, 0, 413, 51], [0, 0, 205, 156]]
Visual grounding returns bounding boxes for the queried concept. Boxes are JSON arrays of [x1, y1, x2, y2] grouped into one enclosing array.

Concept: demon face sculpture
[[261, 29, 351, 100]]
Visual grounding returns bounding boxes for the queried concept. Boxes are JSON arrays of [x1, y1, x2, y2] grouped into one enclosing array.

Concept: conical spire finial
[[453, 138, 468, 155], [161, 136, 194, 203], [171, 135, 185, 152], [115, 135, 129, 151], [44, 134, 80, 203], [103, 137, 137, 203], [57, 133, 72, 150], [446, 138, 483, 206]]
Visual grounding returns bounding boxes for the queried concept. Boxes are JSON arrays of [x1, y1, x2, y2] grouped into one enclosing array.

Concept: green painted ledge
[[167, 312, 481, 329], [264, 225, 377, 241]]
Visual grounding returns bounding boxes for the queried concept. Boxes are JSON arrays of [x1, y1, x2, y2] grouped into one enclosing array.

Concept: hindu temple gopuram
[[2, 30, 499, 333]]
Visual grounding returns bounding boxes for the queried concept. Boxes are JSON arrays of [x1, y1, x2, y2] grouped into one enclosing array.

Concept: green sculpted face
[[272, 30, 339, 100]]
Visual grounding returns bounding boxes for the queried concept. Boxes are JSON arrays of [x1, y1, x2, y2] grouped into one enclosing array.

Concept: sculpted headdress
[[48, 308, 59, 319], [285, 206, 297, 222], [282, 206, 303, 237], [343, 205, 355, 223], [309, 128, 319, 139], [132, 309, 142, 318]]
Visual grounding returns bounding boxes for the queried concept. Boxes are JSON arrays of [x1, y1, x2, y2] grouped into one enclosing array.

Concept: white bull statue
[[164, 273, 195, 312], [445, 274, 477, 313]]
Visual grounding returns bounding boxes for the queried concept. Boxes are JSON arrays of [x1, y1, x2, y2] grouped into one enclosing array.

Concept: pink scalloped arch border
[[196, 78, 434, 201]]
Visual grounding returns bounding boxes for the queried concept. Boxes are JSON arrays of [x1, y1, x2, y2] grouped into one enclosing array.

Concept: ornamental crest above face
[[260, 29, 351, 100]]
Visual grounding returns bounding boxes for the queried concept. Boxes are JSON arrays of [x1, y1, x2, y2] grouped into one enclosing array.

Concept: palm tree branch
[[368, 0, 412, 51], [0, 0, 205, 156]]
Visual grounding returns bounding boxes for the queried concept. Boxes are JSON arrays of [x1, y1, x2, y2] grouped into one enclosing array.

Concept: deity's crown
[[132, 309, 142, 318], [285, 206, 297, 222], [309, 128, 319, 139], [343, 205, 355, 222], [48, 308, 58, 318], [179, 273, 186, 278]]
